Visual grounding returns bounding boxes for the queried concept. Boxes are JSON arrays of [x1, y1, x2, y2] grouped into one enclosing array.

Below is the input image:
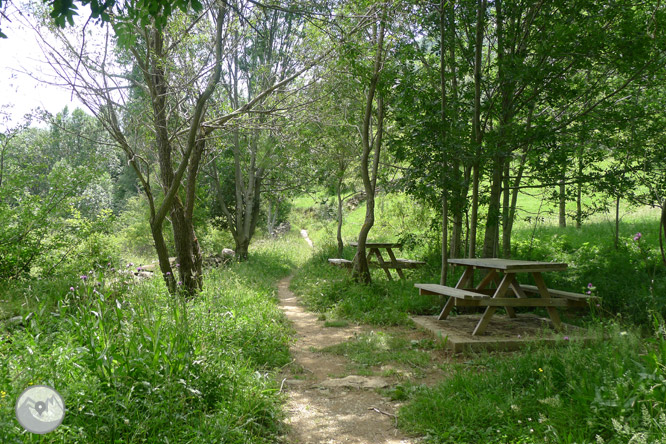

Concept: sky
[[0, 1, 87, 129]]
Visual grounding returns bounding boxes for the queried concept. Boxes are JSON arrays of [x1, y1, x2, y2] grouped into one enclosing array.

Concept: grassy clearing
[[399, 323, 666, 444], [291, 191, 666, 443], [0, 233, 307, 443], [289, 244, 441, 326]]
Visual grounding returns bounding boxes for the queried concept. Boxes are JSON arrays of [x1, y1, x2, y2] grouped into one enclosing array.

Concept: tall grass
[[0, 233, 307, 443]]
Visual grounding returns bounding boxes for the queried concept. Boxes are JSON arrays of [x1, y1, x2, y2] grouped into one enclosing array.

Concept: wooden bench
[[369, 258, 426, 269], [328, 258, 353, 268], [520, 284, 598, 306], [415, 283, 489, 300]]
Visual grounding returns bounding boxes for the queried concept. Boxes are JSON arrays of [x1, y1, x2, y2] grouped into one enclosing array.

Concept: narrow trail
[[277, 276, 414, 444]]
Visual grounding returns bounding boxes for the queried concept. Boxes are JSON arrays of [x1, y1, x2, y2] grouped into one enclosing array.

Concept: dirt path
[[277, 276, 416, 444]]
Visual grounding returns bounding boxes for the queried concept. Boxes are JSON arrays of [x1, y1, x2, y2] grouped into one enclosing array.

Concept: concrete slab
[[411, 314, 597, 353]]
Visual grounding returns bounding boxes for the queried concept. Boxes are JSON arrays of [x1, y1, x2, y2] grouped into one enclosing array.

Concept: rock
[[272, 221, 291, 237], [203, 249, 235, 268], [319, 375, 389, 389]]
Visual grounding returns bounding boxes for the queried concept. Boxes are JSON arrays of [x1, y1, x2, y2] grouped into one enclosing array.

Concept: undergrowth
[[399, 321, 666, 444], [0, 234, 306, 443]]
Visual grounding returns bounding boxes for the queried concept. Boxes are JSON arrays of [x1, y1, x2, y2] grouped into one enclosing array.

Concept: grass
[[398, 322, 666, 444], [0, 233, 308, 443], [319, 331, 431, 375], [289, 244, 442, 326], [290, 190, 666, 443]]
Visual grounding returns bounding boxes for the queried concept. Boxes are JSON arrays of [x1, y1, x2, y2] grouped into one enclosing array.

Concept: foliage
[[0, 236, 301, 442]]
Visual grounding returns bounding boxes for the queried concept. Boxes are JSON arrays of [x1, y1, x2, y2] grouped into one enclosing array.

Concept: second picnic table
[[416, 258, 596, 335], [348, 241, 424, 280]]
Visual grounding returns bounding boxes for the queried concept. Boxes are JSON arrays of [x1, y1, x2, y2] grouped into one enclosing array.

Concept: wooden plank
[[454, 298, 571, 307], [473, 306, 497, 336], [448, 258, 568, 273], [328, 258, 353, 268], [385, 247, 405, 279], [415, 283, 489, 300], [493, 273, 516, 318], [367, 261, 424, 270], [438, 296, 456, 320], [533, 272, 563, 331], [371, 248, 393, 280], [349, 241, 402, 248], [475, 269, 498, 290], [520, 285, 598, 301], [456, 267, 475, 289]]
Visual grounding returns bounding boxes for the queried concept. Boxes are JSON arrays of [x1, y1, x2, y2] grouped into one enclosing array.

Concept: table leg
[[372, 248, 393, 280], [475, 269, 497, 290], [473, 273, 513, 335], [532, 272, 563, 331], [385, 248, 405, 279], [490, 274, 516, 318], [438, 297, 456, 320], [456, 267, 475, 289]]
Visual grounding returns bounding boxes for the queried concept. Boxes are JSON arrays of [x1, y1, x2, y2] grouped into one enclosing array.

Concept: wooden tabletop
[[349, 241, 402, 248], [447, 258, 568, 272]]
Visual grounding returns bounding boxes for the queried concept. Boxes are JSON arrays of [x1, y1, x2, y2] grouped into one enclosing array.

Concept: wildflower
[[176, 263, 180, 268], [538, 368, 543, 372], [177, 281, 182, 285], [596, 304, 601, 308], [530, 428, 534, 433], [563, 336, 569, 341], [69, 287, 74, 291], [80, 275, 88, 281], [633, 232, 642, 241], [166, 271, 171, 276], [517, 334, 522, 338], [588, 283, 593, 289], [586, 290, 591, 295], [137, 267, 142, 272]]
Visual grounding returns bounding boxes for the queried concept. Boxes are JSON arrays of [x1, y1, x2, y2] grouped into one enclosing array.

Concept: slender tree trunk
[[150, 221, 176, 293], [576, 153, 583, 228], [469, 0, 487, 259], [354, 20, 385, 285], [614, 195, 620, 250], [559, 171, 567, 228], [336, 174, 344, 257], [483, 156, 503, 258], [439, 0, 449, 285], [501, 158, 511, 258]]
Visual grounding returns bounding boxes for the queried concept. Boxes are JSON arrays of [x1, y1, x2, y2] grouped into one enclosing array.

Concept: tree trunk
[[353, 19, 385, 285], [501, 158, 511, 258], [559, 177, 566, 228], [614, 195, 620, 250], [150, 220, 176, 293], [439, 0, 449, 285], [482, 156, 503, 258], [469, 0, 487, 259], [336, 174, 344, 257], [576, 154, 583, 228]]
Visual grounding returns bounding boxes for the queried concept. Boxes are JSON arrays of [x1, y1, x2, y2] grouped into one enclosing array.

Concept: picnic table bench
[[416, 258, 597, 336], [328, 241, 425, 280]]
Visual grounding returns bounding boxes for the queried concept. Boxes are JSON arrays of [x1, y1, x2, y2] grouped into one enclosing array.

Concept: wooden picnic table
[[348, 241, 424, 280], [416, 258, 596, 336]]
